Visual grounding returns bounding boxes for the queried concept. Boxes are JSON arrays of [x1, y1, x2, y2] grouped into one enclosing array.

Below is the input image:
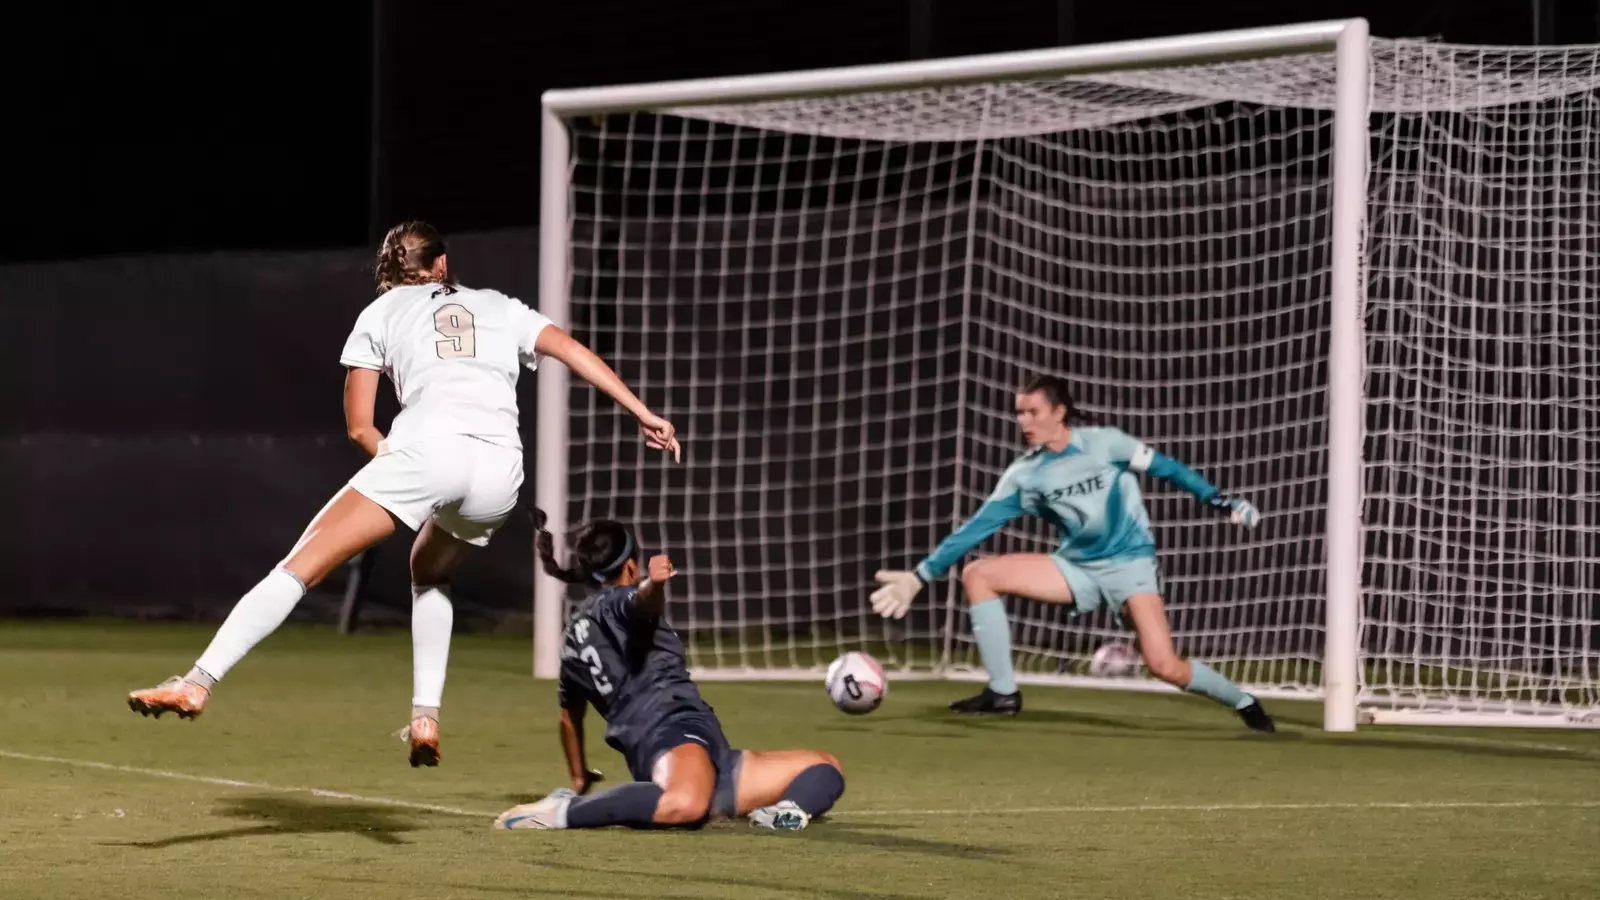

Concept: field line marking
[[0, 749, 494, 818], [837, 799, 1600, 817], [6, 749, 1596, 821]]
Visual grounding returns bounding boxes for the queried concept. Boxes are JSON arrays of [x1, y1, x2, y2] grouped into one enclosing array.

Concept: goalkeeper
[[871, 375, 1275, 731]]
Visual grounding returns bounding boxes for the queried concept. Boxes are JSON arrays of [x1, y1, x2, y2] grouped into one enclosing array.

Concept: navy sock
[[781, 764, 846, 817], [564, 782, 664, 829]]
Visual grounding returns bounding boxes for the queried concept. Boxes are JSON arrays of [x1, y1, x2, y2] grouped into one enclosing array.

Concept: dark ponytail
[[1020, 374, 1100, 426], [533, 509, 639, 585]]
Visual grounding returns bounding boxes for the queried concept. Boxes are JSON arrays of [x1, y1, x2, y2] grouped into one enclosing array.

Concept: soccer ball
[[1089, 641, 1141, 677], [825, 651, 887, 714]]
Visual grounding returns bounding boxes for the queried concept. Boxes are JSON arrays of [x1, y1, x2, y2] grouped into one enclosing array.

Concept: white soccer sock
[[192, 568, 307, 682], [411, 584, 453, 710]]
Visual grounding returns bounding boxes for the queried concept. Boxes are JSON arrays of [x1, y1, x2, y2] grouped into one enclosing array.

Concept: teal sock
[[1186, 661, 1252, 710], [968, 599, 1017, 694]]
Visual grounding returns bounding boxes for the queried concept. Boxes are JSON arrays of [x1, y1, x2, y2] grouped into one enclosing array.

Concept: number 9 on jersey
[[825, 651, 887, 715]]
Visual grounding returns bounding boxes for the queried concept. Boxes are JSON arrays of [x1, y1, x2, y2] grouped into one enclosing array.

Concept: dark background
[[6, 0, 1599, 634], [13, 1, 1598, 264]]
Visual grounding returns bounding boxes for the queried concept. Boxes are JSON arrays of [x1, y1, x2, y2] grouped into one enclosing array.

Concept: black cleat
[[1238, 699, 1276, 733], [949, 687, 1023, 715]]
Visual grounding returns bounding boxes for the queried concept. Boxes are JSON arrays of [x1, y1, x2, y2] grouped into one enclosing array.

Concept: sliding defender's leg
[[740, 749, 845, 831], [496, 714, 726, 831]]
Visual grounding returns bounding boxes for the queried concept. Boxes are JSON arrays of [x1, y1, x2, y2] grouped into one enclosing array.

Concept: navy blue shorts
[[631, 712, 744, 818]]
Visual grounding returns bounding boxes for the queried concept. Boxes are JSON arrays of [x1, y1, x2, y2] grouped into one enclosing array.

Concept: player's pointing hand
[[639, 412, 681, 462], [647, 555, 677, 584]]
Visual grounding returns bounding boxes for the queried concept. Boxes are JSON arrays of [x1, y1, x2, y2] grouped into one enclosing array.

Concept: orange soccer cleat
[[127, 676, 210, 720], [405, 715, 440, 768]]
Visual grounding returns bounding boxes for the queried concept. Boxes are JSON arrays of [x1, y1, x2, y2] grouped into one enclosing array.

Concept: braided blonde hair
[[374, 220, 449, 295]]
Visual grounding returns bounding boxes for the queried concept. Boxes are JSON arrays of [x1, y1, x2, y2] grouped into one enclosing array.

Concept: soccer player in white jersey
[[128, 221, 682, 766], [870, 375, 1275, 731]]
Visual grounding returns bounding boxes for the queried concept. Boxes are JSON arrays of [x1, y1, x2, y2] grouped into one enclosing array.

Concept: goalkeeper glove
[[1205, 494, 1261, 528], [870, 570, 924, 619]]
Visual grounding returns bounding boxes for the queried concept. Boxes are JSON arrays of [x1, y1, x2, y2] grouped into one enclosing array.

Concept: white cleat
[[494, 789, 577, 830], [748, 800, 810, 831]]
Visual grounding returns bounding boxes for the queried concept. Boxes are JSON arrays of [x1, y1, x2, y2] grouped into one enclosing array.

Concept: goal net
[[540, 24, 1600, 728]]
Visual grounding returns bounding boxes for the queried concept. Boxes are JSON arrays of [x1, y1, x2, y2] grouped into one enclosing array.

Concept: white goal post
[[536, 19, 1600, 732]]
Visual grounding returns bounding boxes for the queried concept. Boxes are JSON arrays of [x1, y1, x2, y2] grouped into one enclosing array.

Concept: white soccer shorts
[[348, 434, 523, 547]]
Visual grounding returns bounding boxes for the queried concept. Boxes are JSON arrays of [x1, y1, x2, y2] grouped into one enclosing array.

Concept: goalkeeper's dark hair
[[1020, 374, 1101, 425], [533, 509, 639, 585]]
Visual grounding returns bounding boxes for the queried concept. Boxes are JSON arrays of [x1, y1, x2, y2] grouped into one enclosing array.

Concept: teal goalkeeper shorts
[[1050, 553, 1163, 621]]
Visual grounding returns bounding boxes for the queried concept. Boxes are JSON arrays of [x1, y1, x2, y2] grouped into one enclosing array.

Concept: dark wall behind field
[[0, 231, 540, 625], [8, 1, 1599, 643], [2, 232, 538, 434], [12, 2, 1586, 265]]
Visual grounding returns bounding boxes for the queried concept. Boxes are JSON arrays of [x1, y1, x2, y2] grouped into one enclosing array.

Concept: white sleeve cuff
[[1128, 443, 1155, 473], [527, 318, 552, 350]]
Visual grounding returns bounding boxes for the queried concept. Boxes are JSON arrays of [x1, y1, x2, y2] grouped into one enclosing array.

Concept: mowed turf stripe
[[5, 749, 1596, 821], [0, 749, 494, 818]]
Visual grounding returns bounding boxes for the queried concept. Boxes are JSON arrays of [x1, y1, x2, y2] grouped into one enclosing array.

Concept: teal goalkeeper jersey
[[914, 426, 1219, 582]]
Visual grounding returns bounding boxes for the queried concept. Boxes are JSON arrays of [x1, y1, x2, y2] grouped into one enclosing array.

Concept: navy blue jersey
[[557, 585, 714, 764]]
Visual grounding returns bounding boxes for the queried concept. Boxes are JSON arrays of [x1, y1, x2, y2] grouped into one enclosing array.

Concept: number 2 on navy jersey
[[572, 618, 613, 696]]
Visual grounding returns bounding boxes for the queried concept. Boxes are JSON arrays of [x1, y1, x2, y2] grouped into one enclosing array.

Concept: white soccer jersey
[[340, 282, 553, 452]]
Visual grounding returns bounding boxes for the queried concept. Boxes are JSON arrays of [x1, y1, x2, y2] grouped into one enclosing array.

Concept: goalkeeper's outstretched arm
[[1111, 430, 1261, 526], [912, 493, 1026, 584], [870, 466, 1030, 619]]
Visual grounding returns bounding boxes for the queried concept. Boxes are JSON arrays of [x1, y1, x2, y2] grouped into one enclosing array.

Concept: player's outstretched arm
[[634, 554, 678, 619], [871, 473, 1028, 619], [535, 326, 681, 461], [342, 367, 386, 458], [558, 703, 603, 795], [1107, 428, 1260, 527]]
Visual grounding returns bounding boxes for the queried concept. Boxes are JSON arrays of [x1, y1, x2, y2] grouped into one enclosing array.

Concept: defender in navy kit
[[495, 513, 846, 832]]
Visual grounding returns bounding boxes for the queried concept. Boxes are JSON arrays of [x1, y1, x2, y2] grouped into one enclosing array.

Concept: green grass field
[[2, 621, 1597, 900]]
